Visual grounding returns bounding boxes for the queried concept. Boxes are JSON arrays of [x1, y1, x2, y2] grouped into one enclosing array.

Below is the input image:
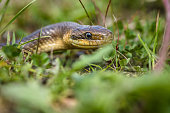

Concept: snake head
[[65, 25, 113, 49]]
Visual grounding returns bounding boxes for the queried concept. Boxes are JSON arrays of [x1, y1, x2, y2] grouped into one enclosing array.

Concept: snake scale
[[0, 22, 113, 54]]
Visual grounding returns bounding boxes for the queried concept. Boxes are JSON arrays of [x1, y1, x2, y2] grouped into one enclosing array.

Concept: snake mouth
[[70, 35, 113, 49]]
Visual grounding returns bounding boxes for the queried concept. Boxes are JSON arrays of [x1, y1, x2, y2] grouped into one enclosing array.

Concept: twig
[[113, 14, 119, 50], [91, 0, 104, 25], [78, 0, 93, 25], [36, 28, 42, 54], [156, 11, 160, 33], [154, 0, 170, 71], [104, 0, 111, 27]]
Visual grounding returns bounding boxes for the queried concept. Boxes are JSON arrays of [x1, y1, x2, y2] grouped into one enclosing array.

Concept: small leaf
[[103, 48, 116, 61], [31, 53, 50, 67], [72, 45, 113, 70], [135, 18, 143, 33], [2, 45, 21, 59], [125, 28, 136, 39], [119, 58, 130, 66]]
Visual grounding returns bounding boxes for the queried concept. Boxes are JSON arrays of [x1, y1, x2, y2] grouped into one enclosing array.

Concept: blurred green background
[[0, 0, 164, 35], [0, 0, 169, 113]]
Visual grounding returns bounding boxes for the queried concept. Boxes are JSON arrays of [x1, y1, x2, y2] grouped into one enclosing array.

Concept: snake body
[[1, 22, 113, 53]]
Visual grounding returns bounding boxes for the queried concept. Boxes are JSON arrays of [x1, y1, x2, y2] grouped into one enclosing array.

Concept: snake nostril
[[100, 36, 104, 40]]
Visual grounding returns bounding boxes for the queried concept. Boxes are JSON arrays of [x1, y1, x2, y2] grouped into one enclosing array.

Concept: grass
[[0, 0, 36, 35], [0, 0, 10, 26], [0, 0, 169, 113], [137, 34, 152, 70]]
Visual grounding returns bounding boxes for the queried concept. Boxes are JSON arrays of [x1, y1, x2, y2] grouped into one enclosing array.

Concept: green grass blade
[[12, 32, 16, 45], [0, 0, 10, 26], [19, 36, 51, 47], [89, 65, 95, 72], [7, 32, 10, 45], [137, 34, 152, 70], [152, 15, 160, 69], [153, 23, 160, 55], [90, 64, 103, 70], [0, 0, 36, 35], [36, 28, 42, 54], [137, 34, 151, 57], [18, 34, 25, 46], [153, 33, 158, 55]]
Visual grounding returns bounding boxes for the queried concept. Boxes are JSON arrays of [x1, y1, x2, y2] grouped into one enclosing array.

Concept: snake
[[0, 22, 113, 54]]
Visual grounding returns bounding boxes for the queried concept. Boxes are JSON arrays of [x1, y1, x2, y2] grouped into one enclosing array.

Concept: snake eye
[[85, 32, 92, 39]]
